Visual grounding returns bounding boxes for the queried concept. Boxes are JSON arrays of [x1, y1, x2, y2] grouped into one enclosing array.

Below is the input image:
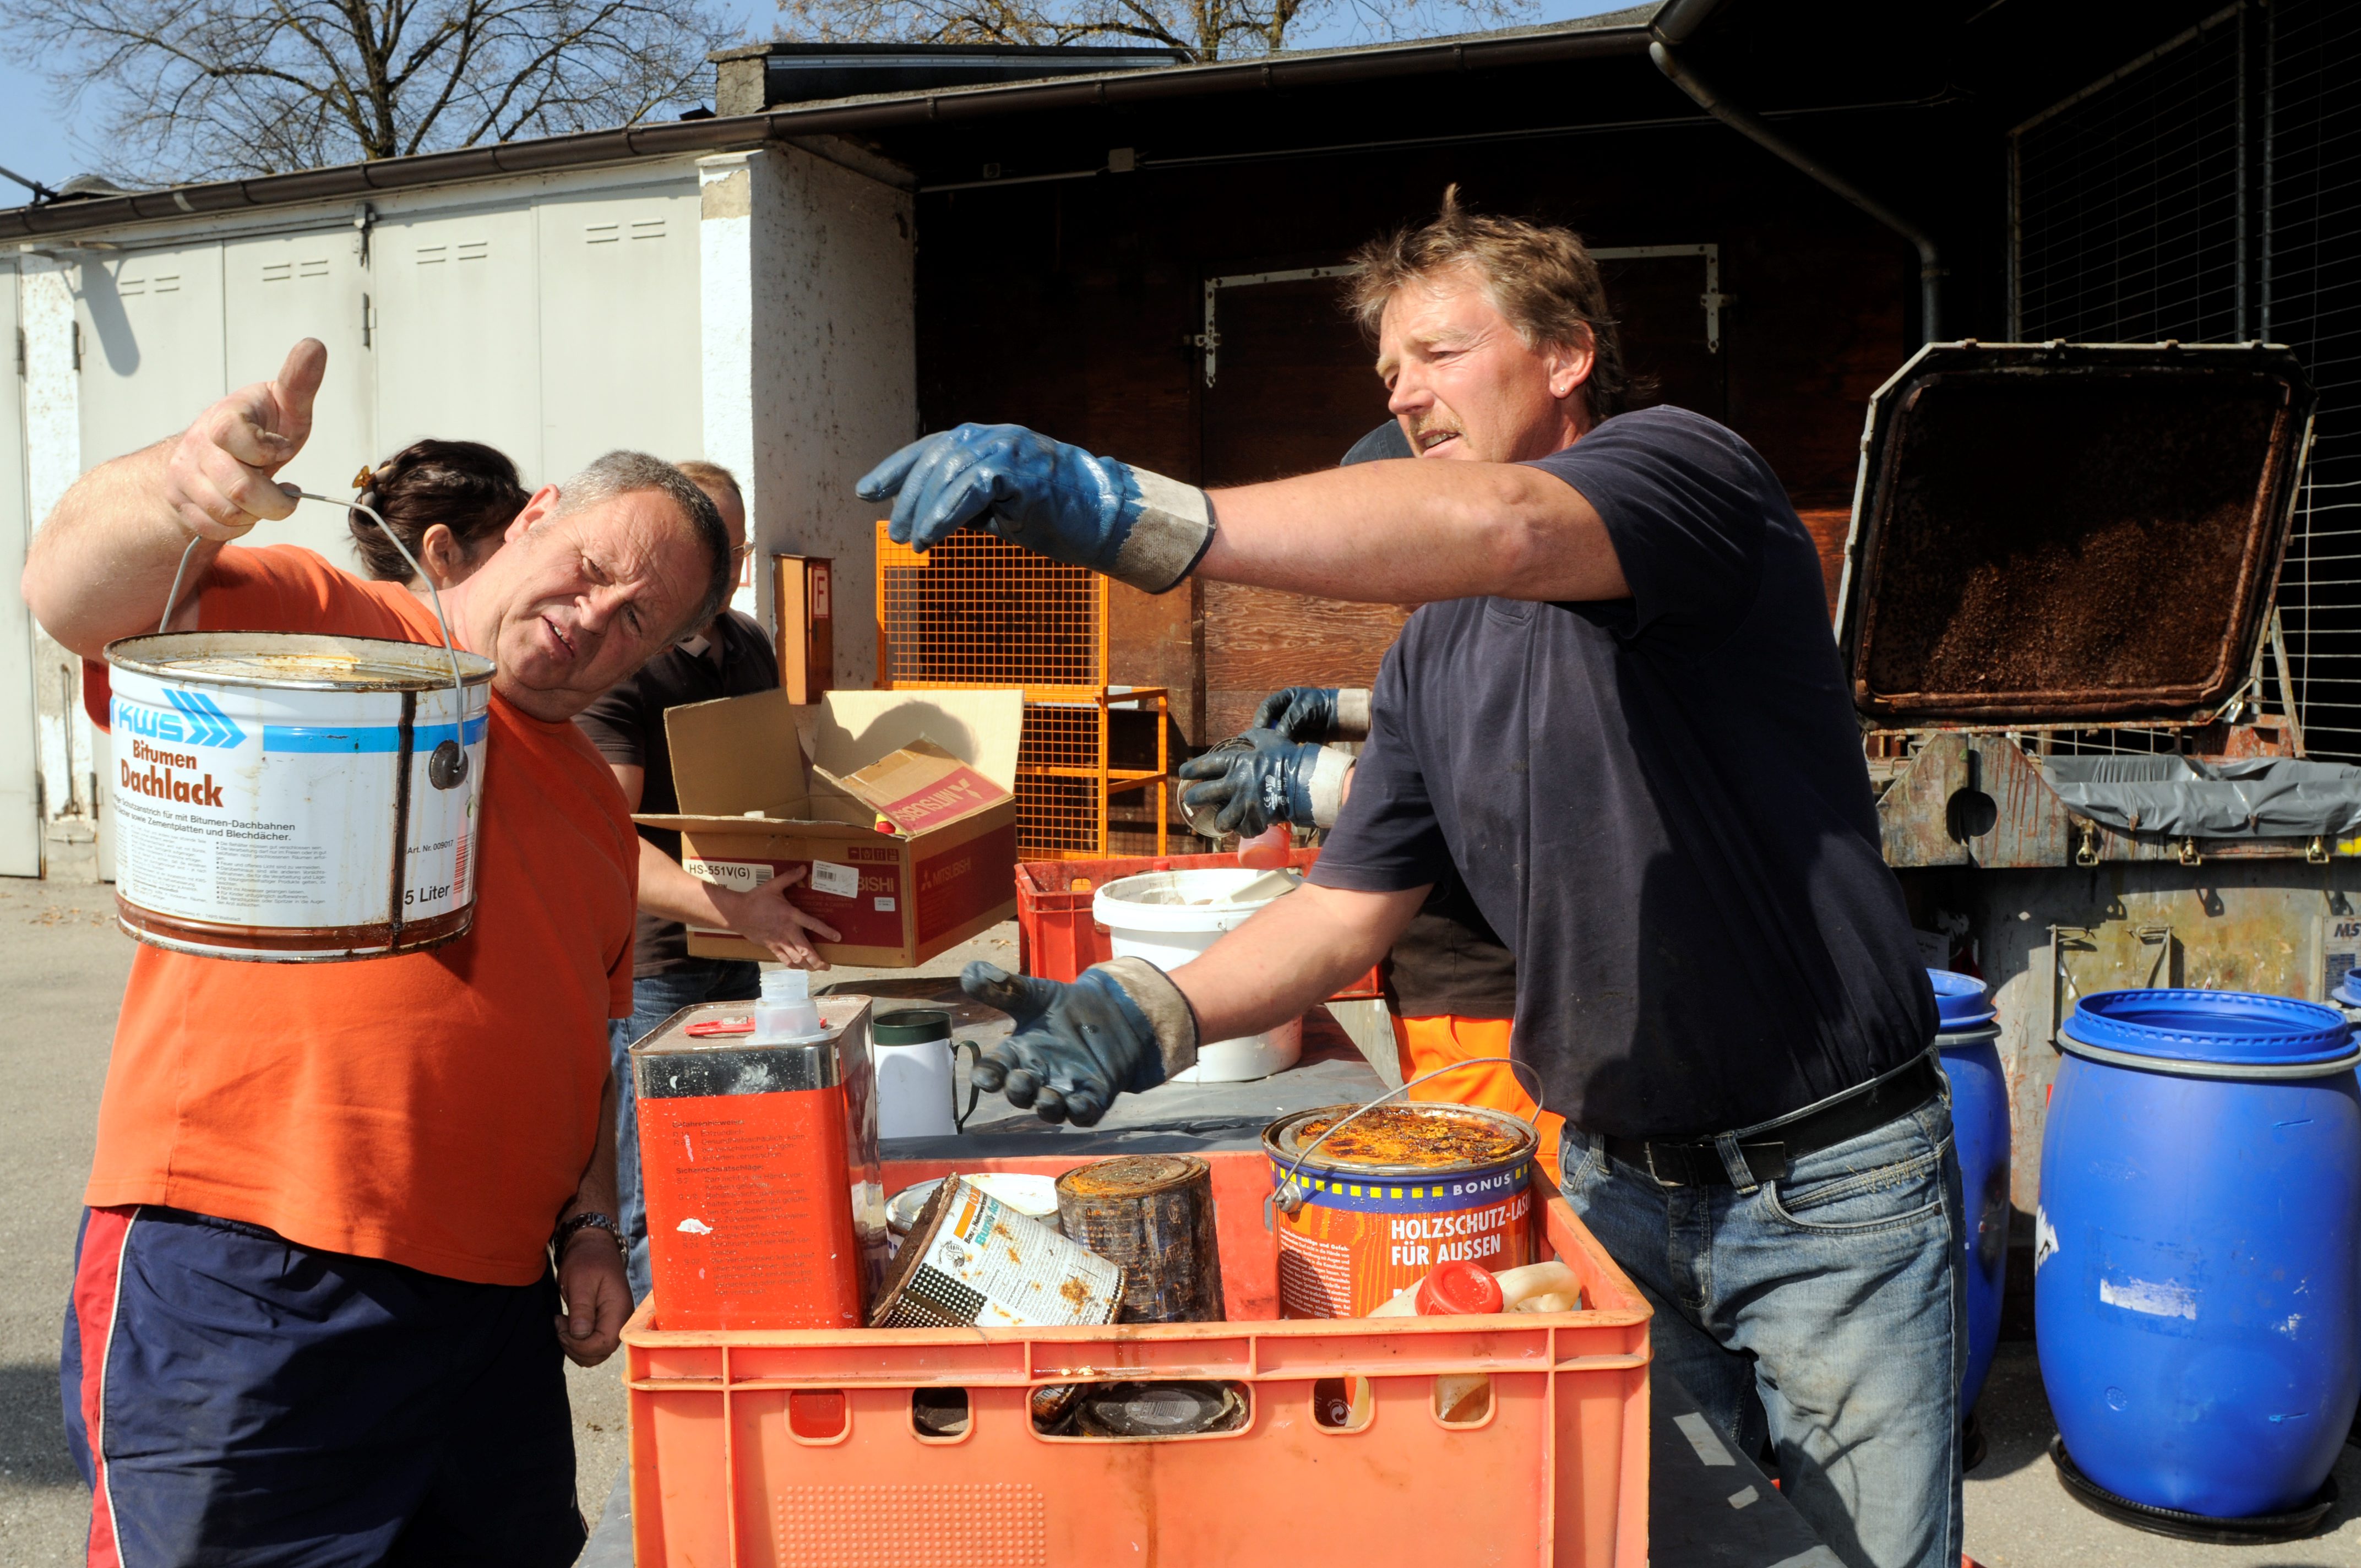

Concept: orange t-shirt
[[86, 545, 638, 1284]]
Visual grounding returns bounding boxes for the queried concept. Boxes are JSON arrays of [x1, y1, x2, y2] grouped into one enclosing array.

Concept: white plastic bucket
[[1092, 868, 1304, 1082], [105, 630, 493, 962]]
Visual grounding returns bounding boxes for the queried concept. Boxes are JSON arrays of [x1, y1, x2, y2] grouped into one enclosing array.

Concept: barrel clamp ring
[[2056, 1033, 2361, 1081]]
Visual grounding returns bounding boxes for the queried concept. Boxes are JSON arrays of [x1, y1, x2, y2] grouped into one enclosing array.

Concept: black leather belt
[[1603, 1054, 1943, 1188]]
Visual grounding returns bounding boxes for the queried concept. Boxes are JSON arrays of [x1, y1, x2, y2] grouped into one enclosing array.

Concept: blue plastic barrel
[[1930, 968, 2009, 1413], [2039, 989, 2361, 1517]]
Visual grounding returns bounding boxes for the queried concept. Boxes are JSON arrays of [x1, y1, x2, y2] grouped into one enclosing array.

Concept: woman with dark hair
[[349, 439, 531, 591]]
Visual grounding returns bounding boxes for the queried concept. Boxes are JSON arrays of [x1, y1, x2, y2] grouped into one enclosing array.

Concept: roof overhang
[[0, 14, 1655, 243]]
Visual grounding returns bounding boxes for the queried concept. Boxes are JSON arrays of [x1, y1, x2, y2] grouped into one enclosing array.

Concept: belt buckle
[[1642, 1142, 1682, 1188]]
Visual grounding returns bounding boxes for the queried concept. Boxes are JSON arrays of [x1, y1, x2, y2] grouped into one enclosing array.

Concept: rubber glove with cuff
[[1176, 728, 1354, 836], [1252, 686, 1373, 744], [960, 958, 1199, 1125], [857, 424, 1214, 594]]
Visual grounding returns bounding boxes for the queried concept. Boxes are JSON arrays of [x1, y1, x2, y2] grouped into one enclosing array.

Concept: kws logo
[[113, 689, 248, 749]]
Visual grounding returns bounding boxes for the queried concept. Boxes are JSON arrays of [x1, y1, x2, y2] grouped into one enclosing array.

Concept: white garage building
[[1, 130, 920, 880]]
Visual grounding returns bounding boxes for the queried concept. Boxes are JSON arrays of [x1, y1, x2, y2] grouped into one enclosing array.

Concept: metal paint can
[[104, 631, 493, 962], [1264, 1102, 1538, 1319]]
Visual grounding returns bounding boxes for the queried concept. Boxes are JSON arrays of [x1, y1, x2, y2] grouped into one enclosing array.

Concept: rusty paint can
[[1264, 1103, 1538, 1319], [104, 631, 493, 962], [1055, 1154, 1225, 1322]]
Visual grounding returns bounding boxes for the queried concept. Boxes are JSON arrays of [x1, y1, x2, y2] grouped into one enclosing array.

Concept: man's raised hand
[[161, 339, 328, 541]]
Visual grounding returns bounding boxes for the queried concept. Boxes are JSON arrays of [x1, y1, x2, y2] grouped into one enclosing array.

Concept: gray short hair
[[549, 451, 731, 633]]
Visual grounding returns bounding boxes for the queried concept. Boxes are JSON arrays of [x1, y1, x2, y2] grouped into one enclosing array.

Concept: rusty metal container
[[1836, 341, 2346, 1280]]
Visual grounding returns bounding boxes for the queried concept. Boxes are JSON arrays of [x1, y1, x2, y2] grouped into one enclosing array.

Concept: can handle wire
[[1264, 1056, 1549, 1231], [157, 486, 474, 789]]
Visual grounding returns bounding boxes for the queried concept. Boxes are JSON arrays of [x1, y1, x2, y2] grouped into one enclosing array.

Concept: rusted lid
[[1836, 342, 2315, 726]]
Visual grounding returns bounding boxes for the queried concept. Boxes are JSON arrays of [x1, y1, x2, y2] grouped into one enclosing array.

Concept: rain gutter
[[0, 21, 1652, 242]]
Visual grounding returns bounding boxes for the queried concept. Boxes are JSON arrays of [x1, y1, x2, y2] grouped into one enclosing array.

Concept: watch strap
[[554, 1211, 624, 1254]]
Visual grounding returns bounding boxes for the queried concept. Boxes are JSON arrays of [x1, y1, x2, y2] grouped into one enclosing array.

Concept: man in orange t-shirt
[[20, 341, 730, 1567]]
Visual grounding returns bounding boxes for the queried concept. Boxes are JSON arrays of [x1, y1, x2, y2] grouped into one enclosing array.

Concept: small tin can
[[1264, 1102, 1538, 1319]]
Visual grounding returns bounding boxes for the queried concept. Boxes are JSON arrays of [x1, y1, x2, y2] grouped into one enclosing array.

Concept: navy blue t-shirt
[[1310, 406, 1936, 1140]]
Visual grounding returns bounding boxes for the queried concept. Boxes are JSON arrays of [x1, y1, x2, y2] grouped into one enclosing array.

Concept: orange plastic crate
[[622, 1150, 1651, 1568], [1015, 848, 1384, 1000]]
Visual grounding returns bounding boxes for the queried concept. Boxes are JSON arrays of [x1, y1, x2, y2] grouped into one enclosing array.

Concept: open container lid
[[2061, 988, 2357, 1077], [1836, 343, 2315, 727], [1927, 967, 1995, 1030]]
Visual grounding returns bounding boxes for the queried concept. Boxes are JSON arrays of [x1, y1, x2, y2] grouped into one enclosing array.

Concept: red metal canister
[[632, 997, 885, 1330]]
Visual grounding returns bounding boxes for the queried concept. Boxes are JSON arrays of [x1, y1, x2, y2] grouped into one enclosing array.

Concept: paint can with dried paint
[[1055, 1154, 1225, 1322], [104, 631, 492, 961], [1264, 1102, 1538, 1319]]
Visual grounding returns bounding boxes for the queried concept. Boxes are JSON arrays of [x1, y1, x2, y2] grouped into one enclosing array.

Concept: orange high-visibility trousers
[[1389, 1014, 1563, 1176]]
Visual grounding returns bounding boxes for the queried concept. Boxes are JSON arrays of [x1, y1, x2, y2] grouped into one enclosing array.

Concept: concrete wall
[[699, 141, 916, 688], [0, 265, 42, 876]]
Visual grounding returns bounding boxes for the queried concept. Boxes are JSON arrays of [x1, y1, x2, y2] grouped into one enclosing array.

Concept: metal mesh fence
[[2011, 12, 2247, 347], [2010, 0, 2361, 760], [2266, 0, 2361, 761]]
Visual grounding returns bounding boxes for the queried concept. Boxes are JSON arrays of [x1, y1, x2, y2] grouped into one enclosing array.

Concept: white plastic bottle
[[753, 966, 828, 1044]]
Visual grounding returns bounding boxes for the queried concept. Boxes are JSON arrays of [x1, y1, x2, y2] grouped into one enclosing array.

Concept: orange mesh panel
[[875, 526, 1105, 688], [876, 525, 1167, 859]]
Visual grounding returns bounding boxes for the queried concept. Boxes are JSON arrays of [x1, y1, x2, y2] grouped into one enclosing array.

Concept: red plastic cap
[[1416, 1260, 1505, 1316], [1237, 826, 1291, 869]]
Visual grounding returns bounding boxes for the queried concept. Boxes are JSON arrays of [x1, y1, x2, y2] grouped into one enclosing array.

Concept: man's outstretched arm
[[857, 424, 1625, 607], [23, 339, 326, 658], [1197, 457, 1626, 605]]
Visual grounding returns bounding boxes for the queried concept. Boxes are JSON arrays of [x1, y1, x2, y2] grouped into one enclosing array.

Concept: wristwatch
[[554, 1211, 625, 1256]]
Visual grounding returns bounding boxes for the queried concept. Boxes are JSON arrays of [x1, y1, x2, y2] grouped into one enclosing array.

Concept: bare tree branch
[[4, 0, 736, 181], [774, 0, 1522, 63]]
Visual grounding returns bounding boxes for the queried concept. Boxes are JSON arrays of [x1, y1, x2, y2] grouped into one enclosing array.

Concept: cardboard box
[[635, 688, 1024, 968]]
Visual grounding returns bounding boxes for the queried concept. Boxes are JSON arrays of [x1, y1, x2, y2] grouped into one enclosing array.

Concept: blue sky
[[0, 0, 1638, 198]]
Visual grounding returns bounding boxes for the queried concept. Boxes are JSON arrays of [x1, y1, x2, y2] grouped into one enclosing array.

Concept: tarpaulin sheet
[[2041, 755, 2361, 838]]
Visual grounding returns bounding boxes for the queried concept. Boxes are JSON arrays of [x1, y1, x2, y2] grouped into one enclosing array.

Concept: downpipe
[[1646, 36, 1944, 342]]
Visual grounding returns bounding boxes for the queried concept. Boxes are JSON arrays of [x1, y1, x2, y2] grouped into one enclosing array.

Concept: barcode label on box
[[809, 861, 859, 899]]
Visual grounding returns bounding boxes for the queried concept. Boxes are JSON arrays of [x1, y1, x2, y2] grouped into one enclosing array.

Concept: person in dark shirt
[[575, 460, 838, 1302], [1177, 421, 1546, 1168], [857, 190, 1953, 1568]]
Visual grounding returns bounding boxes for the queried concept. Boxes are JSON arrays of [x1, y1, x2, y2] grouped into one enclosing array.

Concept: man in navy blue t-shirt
[[857, 190, 1955, 1568]]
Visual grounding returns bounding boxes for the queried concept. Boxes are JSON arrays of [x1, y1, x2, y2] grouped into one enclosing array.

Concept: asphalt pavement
[[3, 874, 2356, 1566]]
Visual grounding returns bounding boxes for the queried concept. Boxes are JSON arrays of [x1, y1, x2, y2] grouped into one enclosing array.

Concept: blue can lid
[[2062, 989, 2354, 1068], [1927, 967, 1995, 1028], [2336, 973, 2361, 1010]]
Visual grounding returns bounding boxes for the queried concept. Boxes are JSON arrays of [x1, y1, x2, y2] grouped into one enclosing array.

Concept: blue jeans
[[608, 959, 762, 1304], [1559, 1071, 1964, 1568]]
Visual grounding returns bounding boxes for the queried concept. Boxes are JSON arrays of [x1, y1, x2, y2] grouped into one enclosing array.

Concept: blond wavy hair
[[1348, 186, 1639, 422]]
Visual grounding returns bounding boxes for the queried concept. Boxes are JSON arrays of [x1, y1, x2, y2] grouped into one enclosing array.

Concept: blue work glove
[[1177, 729, 1324, 837], [856, 424, 1215, 594], [960, 959, 1198, 1125], [1251, 686, 1373, 743]]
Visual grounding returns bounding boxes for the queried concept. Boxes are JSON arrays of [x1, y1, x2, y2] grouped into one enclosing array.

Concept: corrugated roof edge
[[0, 13, 1655, 242]]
